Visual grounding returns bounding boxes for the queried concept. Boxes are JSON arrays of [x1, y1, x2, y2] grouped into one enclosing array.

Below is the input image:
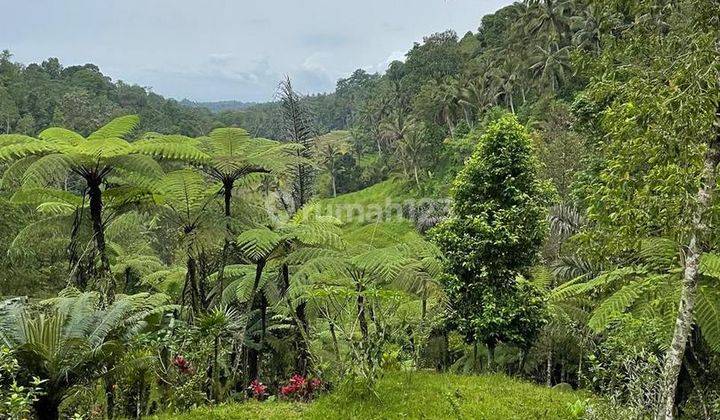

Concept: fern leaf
[[588, 279, 649, 332], [87, 115, 139, 141], [696, 285, 720, 352]]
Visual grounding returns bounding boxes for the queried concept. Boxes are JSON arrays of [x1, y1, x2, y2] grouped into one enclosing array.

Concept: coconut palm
[[312, 131, 352, 197]]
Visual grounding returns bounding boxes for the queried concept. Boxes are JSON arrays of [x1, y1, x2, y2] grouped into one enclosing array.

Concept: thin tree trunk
[[295, 302, 310, 375], [105, 376, 115, 419], [185, 254, 200, 314], [246, 259, 266, 382], [356, 281, 369, 349], [487, 341, 496, 372], [329, 320, 341, 362], [330, 157, 337, 197], [88, 177, 113, 300], [217, 180, 233, 300], [546, 345, 553, 387], [658, 109, 720, 419]]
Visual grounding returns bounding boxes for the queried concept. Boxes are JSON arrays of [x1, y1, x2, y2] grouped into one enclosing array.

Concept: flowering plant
[[279, 374, 323, 401], [172, 355, 193, 374], [248, 379, 269, 400]]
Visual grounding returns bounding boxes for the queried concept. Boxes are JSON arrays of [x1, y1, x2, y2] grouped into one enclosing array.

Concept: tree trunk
[[356, 281, 369, 342], [330, 157, 337, 197], [68, 206, 86, 289], [34, 393, 61, 420], [246, 259, 266, 382], [217, 180, 234, 299], [185, 254, 200, 314], [487, 341, 496, 372], [105, 376, 115, 419], [88, 177, 113, 300], [295, 301, 310, 375], [546, 345, 553, 387], [329, 320, 341, 362], [658, 110, 720, 419]]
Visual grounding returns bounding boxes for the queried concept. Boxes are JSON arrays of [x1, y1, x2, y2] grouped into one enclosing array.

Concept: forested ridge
[[1, 0, 719, 419]]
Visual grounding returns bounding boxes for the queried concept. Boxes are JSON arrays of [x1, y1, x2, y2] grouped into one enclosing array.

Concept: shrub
[[0, 347, 44, 420], [279, 375, 323, 402]]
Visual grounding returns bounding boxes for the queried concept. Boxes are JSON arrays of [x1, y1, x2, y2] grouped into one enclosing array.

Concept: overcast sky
[[2, 0, 513, 102]]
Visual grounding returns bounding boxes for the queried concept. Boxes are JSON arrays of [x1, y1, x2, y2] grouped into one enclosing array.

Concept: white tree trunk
[[658, 112, 720, 419]]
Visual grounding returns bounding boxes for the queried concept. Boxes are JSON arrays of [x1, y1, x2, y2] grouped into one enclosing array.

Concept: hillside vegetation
[[1, 0, 718, 419]]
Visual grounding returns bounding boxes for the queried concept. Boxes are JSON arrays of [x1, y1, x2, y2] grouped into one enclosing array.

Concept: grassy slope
[[152, 372, 589, 419], [314, 178, 422, 248]]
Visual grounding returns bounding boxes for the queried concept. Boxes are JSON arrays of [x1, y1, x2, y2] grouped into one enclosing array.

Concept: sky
[[2, 0, 513, 102]]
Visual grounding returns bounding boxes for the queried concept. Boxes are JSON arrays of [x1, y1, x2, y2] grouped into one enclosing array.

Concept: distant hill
[[180, 99, 257, 112]]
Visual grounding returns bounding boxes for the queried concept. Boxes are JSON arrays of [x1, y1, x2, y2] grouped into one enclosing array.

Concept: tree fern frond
[[21, 153, 75, 188], [39, 127, 85, 145], [700, 253, 720, 279], [78, 137, 132, 159], [236, 227, 283, 262], [0, 134, 39, 147], [588, 278, 651, 332], [638, 237, 678, 269], [132, 134, 209, 163], [551, 266, 641, 301], [11, 188, 83, 208], [0, 141, 53, 161], [110, 154, 164, 179], [87, 115, 139, 141], [696, 285, 720, 352], [1, 156, 40, 190]]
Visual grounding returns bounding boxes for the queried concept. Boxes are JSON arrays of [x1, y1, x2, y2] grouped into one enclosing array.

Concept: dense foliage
[[1, 0, 719, 418]]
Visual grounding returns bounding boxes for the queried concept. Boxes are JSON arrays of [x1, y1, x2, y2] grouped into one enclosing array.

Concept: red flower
[[248, 379, 268, 399], [289, 374, 306, 388], [279, 374, 323, 400], [172, 355, 192, 374]]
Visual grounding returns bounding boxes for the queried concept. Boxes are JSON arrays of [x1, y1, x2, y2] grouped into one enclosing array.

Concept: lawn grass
[[152, 371, 591, 419]]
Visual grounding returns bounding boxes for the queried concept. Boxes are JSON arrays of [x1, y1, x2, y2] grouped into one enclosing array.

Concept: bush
[[0, 347, 44, 420]]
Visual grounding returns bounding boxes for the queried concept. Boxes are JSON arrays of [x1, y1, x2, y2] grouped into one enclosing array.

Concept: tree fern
[[587, 277, 653, 332], [696, 285, 720, 352]]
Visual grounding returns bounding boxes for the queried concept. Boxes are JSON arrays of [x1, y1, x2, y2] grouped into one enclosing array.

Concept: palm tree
[[524, 0, 574, 46], [312, 131, 352, 197], [529, 43, 572, 94], [0, 289, 174, 419]]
